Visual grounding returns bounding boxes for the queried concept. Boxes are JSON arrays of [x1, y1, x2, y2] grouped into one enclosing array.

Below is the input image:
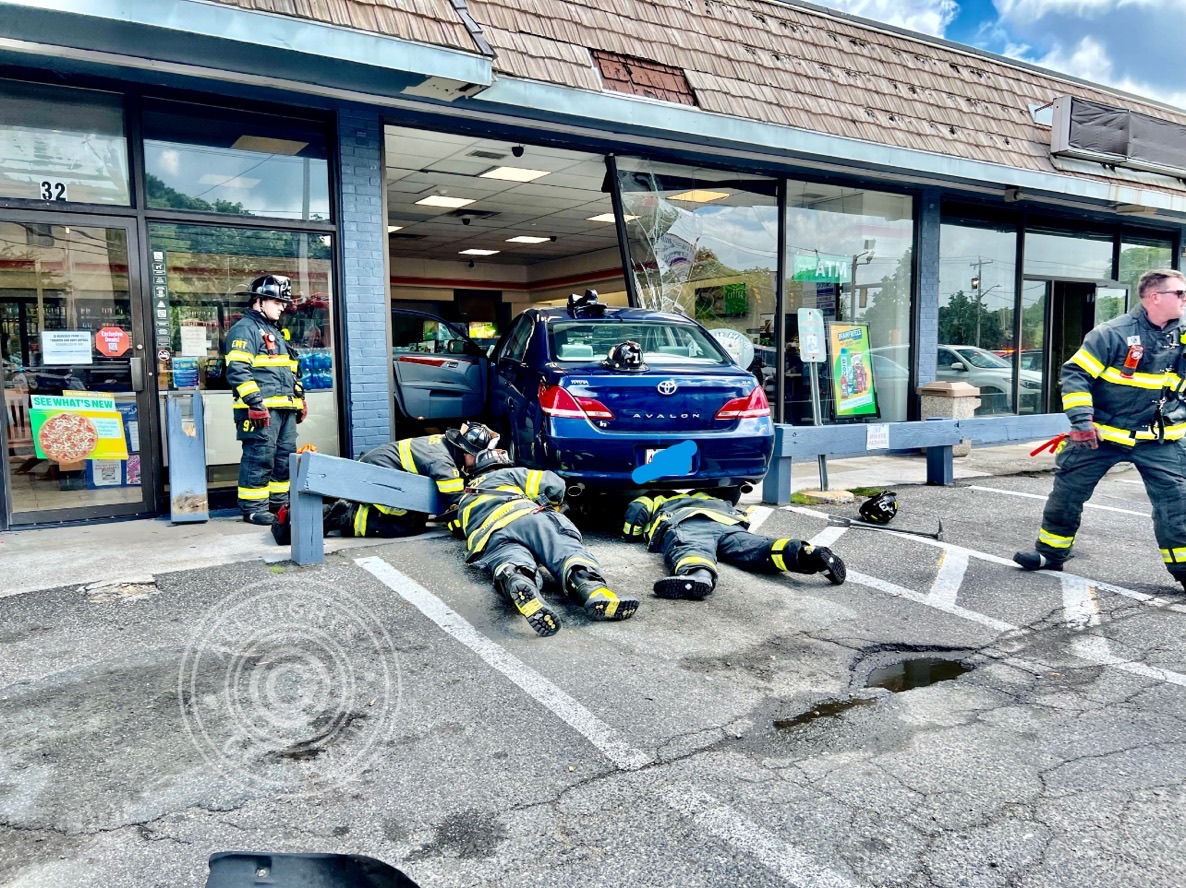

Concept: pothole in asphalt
[[864, 655, 973, 692]]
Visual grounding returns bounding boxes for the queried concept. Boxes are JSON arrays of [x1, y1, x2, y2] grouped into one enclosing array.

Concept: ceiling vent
[[467, 149, 507, 160], [448, 209, 500, 219], [1051, 95, 1186, 179]]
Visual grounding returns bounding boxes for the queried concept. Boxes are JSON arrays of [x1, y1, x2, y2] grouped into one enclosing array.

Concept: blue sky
[[818, 0, 1186, 110]]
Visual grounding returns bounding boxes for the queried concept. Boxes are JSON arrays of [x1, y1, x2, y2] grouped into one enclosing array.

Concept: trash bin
[[165, 390, 209, 523], [917, 380, 980, 457]]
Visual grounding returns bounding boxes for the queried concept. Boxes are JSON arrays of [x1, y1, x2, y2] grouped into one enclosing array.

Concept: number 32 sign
[[40, 180, 68, 202]]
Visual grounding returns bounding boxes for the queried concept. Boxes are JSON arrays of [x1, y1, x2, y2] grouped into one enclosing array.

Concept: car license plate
[[643, 449, 658, 464]]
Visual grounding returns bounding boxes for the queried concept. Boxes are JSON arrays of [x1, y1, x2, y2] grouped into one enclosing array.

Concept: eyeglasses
[[1156, 289, 1186, 300]]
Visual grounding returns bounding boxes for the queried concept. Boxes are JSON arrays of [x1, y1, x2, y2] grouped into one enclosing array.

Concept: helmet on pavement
[[859, 490, 898, 524], [242, 274, 294, 307], [471, 448, 514, 475], [445, 421, 499, 465], [605, 340, 647, 372]]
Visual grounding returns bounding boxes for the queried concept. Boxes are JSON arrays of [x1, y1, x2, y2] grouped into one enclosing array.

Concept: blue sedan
[[485, 297, 773, 495]]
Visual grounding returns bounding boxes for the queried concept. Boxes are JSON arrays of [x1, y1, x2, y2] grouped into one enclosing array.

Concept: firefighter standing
[[623, 491, 846, 599], [450, 449, 637, 637], [1014, 268, 1186, 590]]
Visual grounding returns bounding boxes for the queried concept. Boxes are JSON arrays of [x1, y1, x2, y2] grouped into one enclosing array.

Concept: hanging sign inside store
[[793, 253, 851, 283], [94, 326, 131, 357], [29, 394, 129, 462], [150, 249, 172, 348], [827, 322, 879, 419], [40, 330, 93, 365]]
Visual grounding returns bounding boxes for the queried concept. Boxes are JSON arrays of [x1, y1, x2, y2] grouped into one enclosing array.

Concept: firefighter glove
[[1068, 421, 1101, 449], [247, 405, 271, 428]]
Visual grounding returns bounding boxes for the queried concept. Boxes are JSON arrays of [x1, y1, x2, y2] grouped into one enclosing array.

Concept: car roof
[[534, 306, 699, 325]]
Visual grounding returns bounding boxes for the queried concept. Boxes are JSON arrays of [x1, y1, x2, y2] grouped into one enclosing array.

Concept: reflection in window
[[0, 80, 129, 205], [1118, 236, 1173, 312], [1024, 229, 1113, 280], [143, 102, 330, 221], [784, 181, 914, 423]]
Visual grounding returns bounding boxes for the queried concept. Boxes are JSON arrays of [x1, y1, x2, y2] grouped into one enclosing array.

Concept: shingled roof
[[206, 0, 1186, 198]]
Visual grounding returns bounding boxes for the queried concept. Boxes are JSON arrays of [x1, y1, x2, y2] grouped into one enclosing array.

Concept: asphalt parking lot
[[2, 463, 1184, 888]]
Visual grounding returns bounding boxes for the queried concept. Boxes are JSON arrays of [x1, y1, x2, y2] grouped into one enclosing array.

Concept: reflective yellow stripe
[[225, 350, 254, 365], [238, 486, 270, 500], [1061, 392, 1093, 410], [236, 381, 261, 398], [1095, 423, 1136, 446], [398, 439, 417, 474], [354, 504, 370, 536], [268, 480, 289, 494], [460, 493, 497, 532], [525, 470, 544, 500], [232, 397, 304, 409], [374, 503, 408, 516], [437, 477, 464, 493], [622, 522, 636, 535], [1070, 348, 1104, 377], [1099, 367, 1167, 389], [1161, 548, 1186, 564], [516, 597, 543, 617], [770, 538, 792, 571], [562, 554, 598, 575], [674, 554, 717, 572], [469, 501, 535, 556], [254, 354, 291, 367], [1039, 528, 1074, 548], [288, 359, 299, 372]]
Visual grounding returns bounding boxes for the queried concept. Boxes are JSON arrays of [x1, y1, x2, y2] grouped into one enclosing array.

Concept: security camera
[[511, 145, 525, 158], [461, 216, 471, 225], [467, 259, 475, 269], [549, 235, 558, 242]]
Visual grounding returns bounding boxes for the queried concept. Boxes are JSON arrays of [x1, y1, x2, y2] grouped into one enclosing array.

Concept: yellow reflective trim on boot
[[1161, 547, 1186, 564], [586, 587, 619, 617], [1038, 528, 1074, 548], [268, 480, 290, 494], [562, 554, 599, 576], [354, 504, 370, 537], [770, 538, 792, 571], [238, 486, 270, 501], [516, 597, 543, 618], [674, 554, 716, 573]]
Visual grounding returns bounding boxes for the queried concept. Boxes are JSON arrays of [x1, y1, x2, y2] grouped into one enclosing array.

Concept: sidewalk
[[1, 442, 1058, 598]]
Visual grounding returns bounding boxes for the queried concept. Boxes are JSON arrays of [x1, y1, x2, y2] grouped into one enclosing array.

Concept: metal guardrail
[[761, 413, 1071, 504], [287, 451, 445, 565]]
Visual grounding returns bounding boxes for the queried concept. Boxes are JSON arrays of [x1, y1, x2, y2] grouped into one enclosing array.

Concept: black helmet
[[605, 340, 647, 372], [472, 448, 513, 475], [859, 490, 898, 524], [445, 421, 498, 461], [243, 274, 293, 307]]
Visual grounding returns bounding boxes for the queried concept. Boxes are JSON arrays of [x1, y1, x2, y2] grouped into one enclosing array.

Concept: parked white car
[[873, 344, 1042, 414]]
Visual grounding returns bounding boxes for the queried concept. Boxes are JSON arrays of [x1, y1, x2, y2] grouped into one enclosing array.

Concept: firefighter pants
[[474, 509, 601, 587], [657, 519, 810, 581], [341, 503, 427, 538], [1035, 439, 1186, 578], [237, 408, 297, 515]]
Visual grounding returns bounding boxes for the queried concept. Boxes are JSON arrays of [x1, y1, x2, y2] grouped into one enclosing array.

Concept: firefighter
[[623, 490, 846, 599], [270, 422, 497, 544], [1015, 268, 1186, 590], [450, 449, 637, 637], [223, 274, 305, 525]]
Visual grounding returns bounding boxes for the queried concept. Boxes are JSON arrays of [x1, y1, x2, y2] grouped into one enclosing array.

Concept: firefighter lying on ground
[[271, 422, 497, 545], [622, 490, 846, 599], [449, 449, 638, 637]]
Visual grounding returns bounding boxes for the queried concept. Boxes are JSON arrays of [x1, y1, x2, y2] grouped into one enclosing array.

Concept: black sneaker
[[243, 510, 276, 526], [654, 574, 713, 600], [803, 546, 846, 585], [1012, 550, 1064, 572]]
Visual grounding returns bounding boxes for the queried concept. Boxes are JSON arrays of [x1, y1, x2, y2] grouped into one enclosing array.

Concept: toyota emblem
[[657, 380, 678, 395]]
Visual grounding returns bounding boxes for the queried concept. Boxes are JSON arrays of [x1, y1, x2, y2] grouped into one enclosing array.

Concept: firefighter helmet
[[242, 274, 294, 306], [472, 448, 514, 475], [605, 340, 647, 372], [859, 490, 898, 524], [445, 421, 498, 462]]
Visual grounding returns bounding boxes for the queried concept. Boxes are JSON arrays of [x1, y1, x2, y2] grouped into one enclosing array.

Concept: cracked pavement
[[1, 465, 1185, 887]]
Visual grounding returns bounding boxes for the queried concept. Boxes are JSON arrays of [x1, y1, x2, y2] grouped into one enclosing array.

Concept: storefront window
[[146, 223, 337, 485], [938, 219, 1018, 415], [1024, 229, 1113, 280], [143, 102, 330, 221], [1117, 235, 1174, 316], [0, 81, 130, 205], [784, 181, 914, 423]]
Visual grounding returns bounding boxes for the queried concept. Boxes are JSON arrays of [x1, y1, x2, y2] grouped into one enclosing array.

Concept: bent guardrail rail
[[287, 451, 445, 565]]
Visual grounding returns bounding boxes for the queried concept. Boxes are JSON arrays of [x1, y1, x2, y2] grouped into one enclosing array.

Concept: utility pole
[[970, 257, 993, 347]]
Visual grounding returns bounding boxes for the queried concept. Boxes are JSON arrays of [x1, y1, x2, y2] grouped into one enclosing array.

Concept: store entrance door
[[0, 215, 156, 527], [1041, 280, 1128, 413]]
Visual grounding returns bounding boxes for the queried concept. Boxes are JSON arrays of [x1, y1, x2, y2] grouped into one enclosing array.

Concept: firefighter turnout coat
[[451, 466, 566, 562], [223, 308, 304, 422], [623, 492, 748, 549]]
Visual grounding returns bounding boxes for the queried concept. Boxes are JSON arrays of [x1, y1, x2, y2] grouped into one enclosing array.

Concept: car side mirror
[[950, 361, 967, 371], [445, 339, 468, 355]]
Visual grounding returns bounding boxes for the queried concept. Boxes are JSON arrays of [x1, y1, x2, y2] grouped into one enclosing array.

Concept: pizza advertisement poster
[[29, 394, 129, 462]]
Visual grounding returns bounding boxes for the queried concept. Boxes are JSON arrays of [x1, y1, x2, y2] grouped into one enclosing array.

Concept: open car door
[[391, 310, 488, 420]]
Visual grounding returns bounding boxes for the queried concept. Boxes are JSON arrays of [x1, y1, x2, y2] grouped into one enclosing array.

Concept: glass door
[[1, 215, 155, 526]]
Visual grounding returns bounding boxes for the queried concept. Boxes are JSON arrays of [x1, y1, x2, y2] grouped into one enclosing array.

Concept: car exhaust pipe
[[567, 483, 586, 498], [740, 483, 754, 494]]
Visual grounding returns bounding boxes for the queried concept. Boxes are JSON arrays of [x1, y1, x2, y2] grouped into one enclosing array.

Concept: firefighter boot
[[654, 568, 714, 600], [1012, 550, 1065, 572], [798, 545, 846, 585], [494, 564, 560, 637], [567, 568, 638, 621], [322, 499, 352, 536]]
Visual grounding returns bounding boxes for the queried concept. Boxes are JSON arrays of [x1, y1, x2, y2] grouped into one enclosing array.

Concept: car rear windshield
[[549, 320, 730, 364]]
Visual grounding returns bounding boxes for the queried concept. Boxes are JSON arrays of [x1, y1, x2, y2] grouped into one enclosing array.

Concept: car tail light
[[539, 383, 615, 420], [715, 386, 770, 420]]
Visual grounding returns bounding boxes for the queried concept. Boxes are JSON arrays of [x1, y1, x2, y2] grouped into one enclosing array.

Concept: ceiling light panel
[[479, 166, 551, 183], [586, 212, 637, 223], [231, 135, 309, 155], [416, 195, 476, 208], [387, 225, 404, 232], [506, 236, 551, 244], [669, 189, 730, 203], [459, 249, 500, 255]]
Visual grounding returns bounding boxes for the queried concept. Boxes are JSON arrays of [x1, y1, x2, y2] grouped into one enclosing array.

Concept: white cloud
[[817, 0, 957, 37], [994, 0, 1160, 26], [1028, 36, 1186, 110]]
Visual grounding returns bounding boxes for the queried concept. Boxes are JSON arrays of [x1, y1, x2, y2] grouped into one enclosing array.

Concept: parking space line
[[808, 526, 848, 549], [969, 485, 1150, 517], [1061, 574, 1100, 629], [1073, 636, 1186, 687], [359, 556, 863, 888], [848, 570, 1016, 632], [928, 549, 968, 609], [356, 556, 653, 772], [746, 505, 774, 532]]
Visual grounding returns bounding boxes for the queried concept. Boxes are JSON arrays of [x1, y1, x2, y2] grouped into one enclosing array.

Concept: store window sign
[[41, 330, 93, 365], [793, 253, 851, 283], [29, 394, 129, 461], [828, 323, 879, 419], [95, 326, 130, 357]]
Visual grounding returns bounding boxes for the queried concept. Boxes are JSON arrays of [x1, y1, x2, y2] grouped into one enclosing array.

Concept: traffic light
[[971, 276, 981, 290]]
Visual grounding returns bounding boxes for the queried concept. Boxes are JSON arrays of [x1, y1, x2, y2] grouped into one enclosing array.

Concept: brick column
[[336, 106, 392, 456], [915, 188, 941, 390]]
